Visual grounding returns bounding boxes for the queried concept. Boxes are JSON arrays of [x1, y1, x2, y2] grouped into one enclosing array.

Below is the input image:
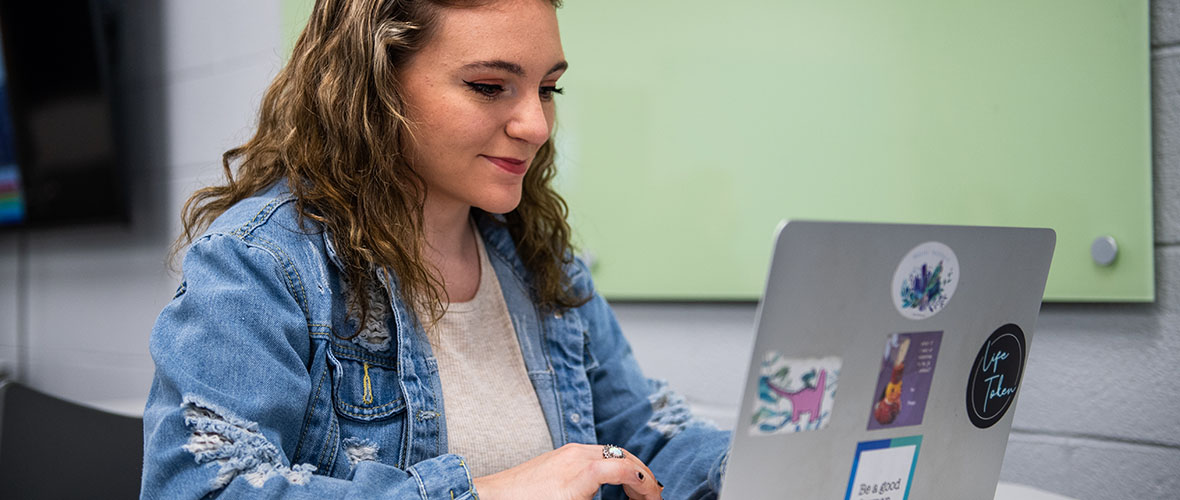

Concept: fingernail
[[638, 471, 645, 481], [657, 480, 664, 488]]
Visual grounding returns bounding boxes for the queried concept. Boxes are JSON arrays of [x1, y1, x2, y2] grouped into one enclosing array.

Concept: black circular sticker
[[966, 323, 1026, 429]]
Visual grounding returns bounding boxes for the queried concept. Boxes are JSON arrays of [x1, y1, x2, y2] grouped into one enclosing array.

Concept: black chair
[[0, 380, 143, 499]]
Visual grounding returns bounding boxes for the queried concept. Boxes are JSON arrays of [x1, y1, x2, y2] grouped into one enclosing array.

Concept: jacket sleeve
[[141, 233, 478, 500], [574, 262, 732, 500]]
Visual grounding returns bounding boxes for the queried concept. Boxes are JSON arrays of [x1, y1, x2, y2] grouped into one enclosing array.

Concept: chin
[[476, 192, 524, 215]]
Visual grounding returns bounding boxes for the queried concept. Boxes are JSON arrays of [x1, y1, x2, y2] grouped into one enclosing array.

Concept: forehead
[[425, 0, 564, 71]]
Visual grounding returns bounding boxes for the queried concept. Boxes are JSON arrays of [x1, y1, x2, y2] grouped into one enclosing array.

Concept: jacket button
[[569, 412, 581, 424]]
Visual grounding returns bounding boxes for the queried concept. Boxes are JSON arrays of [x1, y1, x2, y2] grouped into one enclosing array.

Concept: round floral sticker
[[892, 241, 959, 320]]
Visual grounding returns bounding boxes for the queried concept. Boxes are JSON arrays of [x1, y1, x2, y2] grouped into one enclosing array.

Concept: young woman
[[141, 1, 730, 498]]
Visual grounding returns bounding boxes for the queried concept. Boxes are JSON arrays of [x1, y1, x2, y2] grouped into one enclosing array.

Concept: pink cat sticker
[[750, 353, 841, 435]]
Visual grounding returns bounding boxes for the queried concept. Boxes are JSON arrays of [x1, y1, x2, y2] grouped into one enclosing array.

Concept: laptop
[[720, 220, 1055, 500]]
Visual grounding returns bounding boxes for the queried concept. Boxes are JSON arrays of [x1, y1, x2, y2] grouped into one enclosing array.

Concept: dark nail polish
[[657, 480, 664, 488], [638, 471, 645, 481]]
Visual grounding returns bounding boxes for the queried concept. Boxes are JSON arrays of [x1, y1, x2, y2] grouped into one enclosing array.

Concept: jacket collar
[[267, 178, 532, 294]]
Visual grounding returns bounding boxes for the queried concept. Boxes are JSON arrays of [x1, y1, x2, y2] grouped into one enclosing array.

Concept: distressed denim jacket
[[141, 181, 730, 499]]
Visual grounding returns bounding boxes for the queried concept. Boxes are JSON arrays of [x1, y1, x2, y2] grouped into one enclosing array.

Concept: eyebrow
[[460, 60, 569, 77]]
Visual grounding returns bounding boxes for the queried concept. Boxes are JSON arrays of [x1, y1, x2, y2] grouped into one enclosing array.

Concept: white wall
[[0, 1, 1176, 499], [0, 0, 283, 409]]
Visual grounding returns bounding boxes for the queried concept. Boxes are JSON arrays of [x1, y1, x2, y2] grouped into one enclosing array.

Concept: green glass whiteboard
[[555, 0, 1151, 302], [283, 0, 1153, 302]]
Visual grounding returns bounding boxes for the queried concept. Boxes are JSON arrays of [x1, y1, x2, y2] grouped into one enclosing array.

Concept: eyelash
[[540, 86, 564, 101], [463, 81, 564, 101]]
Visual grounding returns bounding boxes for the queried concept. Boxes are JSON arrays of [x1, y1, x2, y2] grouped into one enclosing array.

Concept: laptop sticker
[[966, 323, 1026, 429], [892, 242, 959, 320], [749, 353, 841, 435], [867, 331, 943, 430], [845, 435, 922, 500]]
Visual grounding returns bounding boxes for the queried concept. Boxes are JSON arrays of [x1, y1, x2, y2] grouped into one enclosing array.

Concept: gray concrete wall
[[986, 4, 1180, 497], [0, 2, 1174, 499]]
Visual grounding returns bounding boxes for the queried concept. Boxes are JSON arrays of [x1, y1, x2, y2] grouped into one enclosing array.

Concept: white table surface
[[995, 482, 1078, 500], [88, 397, 148, 418]]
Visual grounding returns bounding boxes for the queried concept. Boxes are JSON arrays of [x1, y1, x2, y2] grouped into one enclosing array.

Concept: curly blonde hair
[[175, 0, 582, 331]]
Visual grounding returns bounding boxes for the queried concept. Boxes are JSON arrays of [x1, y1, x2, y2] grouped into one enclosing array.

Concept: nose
[[506, 96, 552, 146]]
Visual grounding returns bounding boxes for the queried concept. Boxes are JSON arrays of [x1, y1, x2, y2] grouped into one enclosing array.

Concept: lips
[[483, 155, 528, 175]]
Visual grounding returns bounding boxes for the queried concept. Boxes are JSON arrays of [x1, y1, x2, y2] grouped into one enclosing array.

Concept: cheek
[[422, 102, 499, 151], [411, 110, 470, 165], [418, 102, 461, 143]]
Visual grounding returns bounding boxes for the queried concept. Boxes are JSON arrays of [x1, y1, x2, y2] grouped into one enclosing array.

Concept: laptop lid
[[720, 220, 1055, 500]]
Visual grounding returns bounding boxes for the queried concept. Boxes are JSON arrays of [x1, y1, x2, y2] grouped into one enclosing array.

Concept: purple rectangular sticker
[[867, 331, 942, 430]]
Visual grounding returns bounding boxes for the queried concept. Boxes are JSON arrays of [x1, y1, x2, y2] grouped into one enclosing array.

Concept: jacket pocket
[[328, 344, 406, 422]]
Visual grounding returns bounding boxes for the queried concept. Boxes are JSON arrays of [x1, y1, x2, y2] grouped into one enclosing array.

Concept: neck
[[422, 195, 473, 258], [421, 193, 481, 303]]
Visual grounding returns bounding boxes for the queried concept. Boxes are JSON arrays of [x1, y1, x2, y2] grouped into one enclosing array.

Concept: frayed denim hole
[[342, 437, 380, 469], [180, 395, 317, 489], [645, 380, 701, 439], [341, 273, 392, 353]]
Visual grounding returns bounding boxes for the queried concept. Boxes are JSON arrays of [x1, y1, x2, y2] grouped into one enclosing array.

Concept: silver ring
[[602, 444, 625, 459]]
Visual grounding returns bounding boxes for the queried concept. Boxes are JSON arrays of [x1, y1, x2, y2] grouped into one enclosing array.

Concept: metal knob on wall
[[1091, 236, 1118, 266]]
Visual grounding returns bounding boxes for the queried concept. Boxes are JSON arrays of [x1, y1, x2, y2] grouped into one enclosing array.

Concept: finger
[[594, 445, 657, 485], [624, 468, 660, 500], [622, 481, 662, 500], [590, 452, 661, 500], [618, 447, 658, 489], [607, 446, 660, 499], [566, 445, 634, 495], [587, 458, 652, 491]]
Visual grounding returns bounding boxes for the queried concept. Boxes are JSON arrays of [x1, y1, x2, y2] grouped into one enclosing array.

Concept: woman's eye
[[464, 81, 504, 99], [539, 86, 564, 102]]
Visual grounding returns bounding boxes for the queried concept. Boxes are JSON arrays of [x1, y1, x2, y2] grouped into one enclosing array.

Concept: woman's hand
[[472, 443, 664, 500]]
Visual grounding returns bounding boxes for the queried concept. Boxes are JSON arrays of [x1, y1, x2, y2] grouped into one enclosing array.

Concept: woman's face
[[400, 0, 566, 216]]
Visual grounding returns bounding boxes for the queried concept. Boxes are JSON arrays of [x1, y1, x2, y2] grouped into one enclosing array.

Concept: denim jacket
[[141, 181, 730, 499]]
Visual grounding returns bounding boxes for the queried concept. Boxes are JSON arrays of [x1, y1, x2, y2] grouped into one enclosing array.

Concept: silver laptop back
[[721, 221, 1055, 500]]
